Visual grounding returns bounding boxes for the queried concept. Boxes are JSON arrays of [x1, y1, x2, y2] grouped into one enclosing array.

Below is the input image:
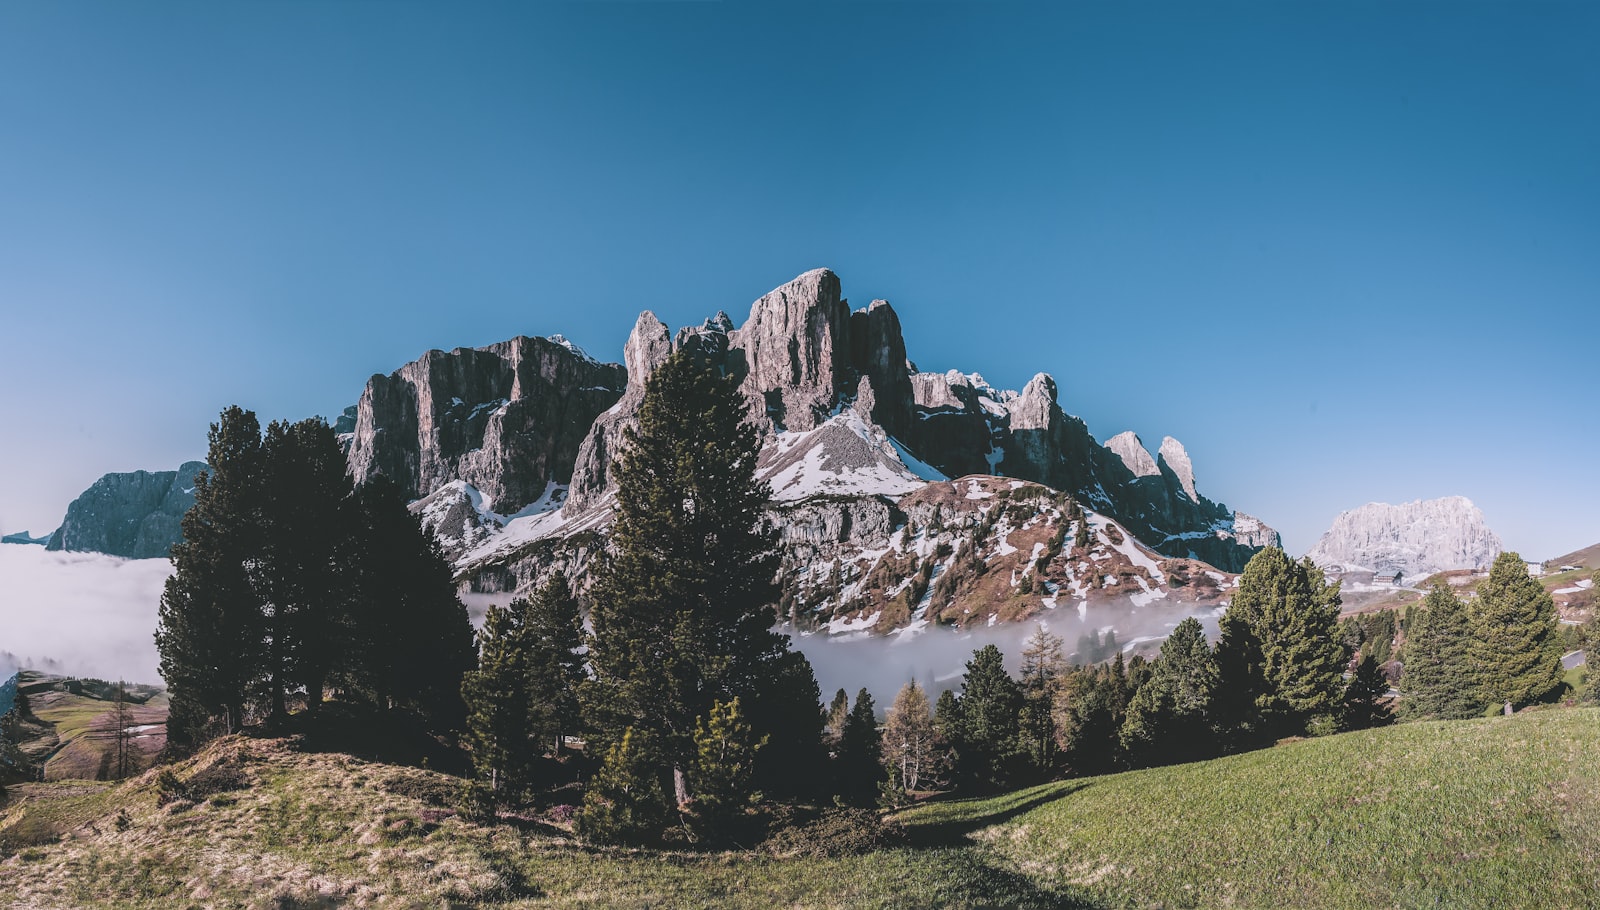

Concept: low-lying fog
[[0, 546, 171, 685], [4, 559, 1223, 706]]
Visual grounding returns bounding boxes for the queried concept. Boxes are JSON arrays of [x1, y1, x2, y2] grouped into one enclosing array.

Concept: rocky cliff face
[[339, 267, 1280, 619], [346, 335, 625, 514], [45, 462, 208, 559], [1304, 496, 1502, 578]]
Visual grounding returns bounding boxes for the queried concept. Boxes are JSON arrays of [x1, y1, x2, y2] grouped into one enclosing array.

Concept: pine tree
[[523, 576, 585, 758], [836, 688, 881, 806], [1341, 655, 1394, 731], [577, 727, 671, 845], [955, 644, 1023, 791], [157, 406, 268, 746], [1400, 585, 1482, 720], [1468, 551, 1564, 712], [881, 680, 946, 795], [585, 351, 821, 809], [687, 698, 766, 842], [1120, 617, 1217, 765], [1051, 664, 1124, 776], [1018, 625, 1065, 775], [1214, 547, 1347, 743], [347, 477, 476, 730], [461, 599, 539, 800]]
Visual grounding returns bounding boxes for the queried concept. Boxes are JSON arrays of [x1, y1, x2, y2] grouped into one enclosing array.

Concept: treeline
[[156, 407, 475, 748]]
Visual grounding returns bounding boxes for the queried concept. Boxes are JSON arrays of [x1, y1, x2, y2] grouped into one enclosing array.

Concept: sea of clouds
[[0, 546, 171, 684]]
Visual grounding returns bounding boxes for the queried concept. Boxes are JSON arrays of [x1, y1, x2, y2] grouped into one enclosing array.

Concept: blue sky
[[1, 2, 1596, 557]]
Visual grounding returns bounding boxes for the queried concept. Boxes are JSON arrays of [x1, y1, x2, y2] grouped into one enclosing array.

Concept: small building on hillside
[[1525, 560, 1545, 578], [1373, 569, 1402, 587]]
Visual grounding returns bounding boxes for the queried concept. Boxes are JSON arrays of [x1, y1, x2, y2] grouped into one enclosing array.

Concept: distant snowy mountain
[[1303, 496, 1502, 579]]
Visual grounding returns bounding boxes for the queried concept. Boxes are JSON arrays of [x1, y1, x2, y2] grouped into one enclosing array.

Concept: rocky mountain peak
[[728, 268, 851, 433], [1106, 431, 1159, 478], [45, 461, 208, 559], [1008, 373, 1059, 431], [1304, 496, 1503, 578], [623, 311, 672, 391], [1157, 436, 1198, 501]]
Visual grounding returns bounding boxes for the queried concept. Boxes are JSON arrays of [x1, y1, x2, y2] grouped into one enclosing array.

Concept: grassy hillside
[[3, 708, 1597, 908], [7, 672, 168, 781]]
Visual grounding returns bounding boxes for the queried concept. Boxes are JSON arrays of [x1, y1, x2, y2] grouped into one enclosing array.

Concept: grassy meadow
[[2, 708, 1597, 909]]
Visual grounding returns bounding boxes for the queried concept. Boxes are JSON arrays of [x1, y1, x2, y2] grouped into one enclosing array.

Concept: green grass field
[[3, 708, 1597, 908]]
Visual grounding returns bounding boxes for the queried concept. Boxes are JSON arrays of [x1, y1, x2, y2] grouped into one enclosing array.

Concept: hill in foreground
[[3, 707, 1597, 908]]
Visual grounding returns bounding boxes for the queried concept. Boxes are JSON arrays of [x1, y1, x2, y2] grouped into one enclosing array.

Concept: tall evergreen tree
[[346, 477, 476, 730], [1400, 585, 1481, 720], [1120, 617, 1217, 765], [954, 644, 1023, 791], [836, 688, 881, 806], [1214, 547, 1347, 743], [1468, 551, 1564, 712], [157, 406, 268, 746], [1341, 654, 1395, 731], [461, 599, 539, 799], [585, 351, 822, 809]]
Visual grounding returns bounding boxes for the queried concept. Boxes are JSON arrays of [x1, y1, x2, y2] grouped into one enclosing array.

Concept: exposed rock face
[[1158, 436, 1198, 502], [1106, 431, 1159, 478], [847, 300, 914, 439], [1, 531, 49, 546], [1304, 496, 1503, 578], [46, 462, 208, 559], [728, 268, 852, 433], [565, 312, 674, 514], [346, 335, 625, 514]]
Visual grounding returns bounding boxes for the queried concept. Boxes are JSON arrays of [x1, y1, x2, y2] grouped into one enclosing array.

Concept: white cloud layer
[[0, 546, 171, 685]]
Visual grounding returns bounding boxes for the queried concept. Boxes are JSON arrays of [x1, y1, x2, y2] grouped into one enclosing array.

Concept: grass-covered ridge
[[899, 706, 1600, 909], [4, 708, 1597, 908]]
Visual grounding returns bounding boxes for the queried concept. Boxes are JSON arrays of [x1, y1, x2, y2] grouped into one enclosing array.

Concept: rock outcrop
[[346, 335, 625, 514], [565, 312, 675, 514], [1304, 496, 1503, 578], [729, 268, 852, 433], [45, 462, 208, 559], [1, 531, 49, 546]]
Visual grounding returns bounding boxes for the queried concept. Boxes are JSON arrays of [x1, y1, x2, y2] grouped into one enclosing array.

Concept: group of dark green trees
[[1400, 553, 1566, 719], [460, 352, 823, 845], [155, 408, 475, 749]]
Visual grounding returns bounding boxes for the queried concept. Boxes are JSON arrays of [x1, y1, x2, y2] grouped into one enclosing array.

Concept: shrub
[[762, 807, 905, 858]]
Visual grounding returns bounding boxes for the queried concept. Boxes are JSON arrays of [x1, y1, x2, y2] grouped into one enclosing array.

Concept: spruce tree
[[585, 351, 821, 810], [1214, 547, 1347, 743], [462, 599, 539, 800], [523, 576, 586, 757], [1468, 551, 1564, 712], [347, 477, 476, 730], [1341, 654, 1394, 731], [1400, 585, 1481, 720], [1120, 617, 1217, 765], [836, 688, 881, 806], [157, 406, 268, 746], [955, 644, 1023, 791]]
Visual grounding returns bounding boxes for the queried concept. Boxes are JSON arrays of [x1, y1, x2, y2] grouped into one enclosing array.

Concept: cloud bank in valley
[[0, 546, 171, 685]]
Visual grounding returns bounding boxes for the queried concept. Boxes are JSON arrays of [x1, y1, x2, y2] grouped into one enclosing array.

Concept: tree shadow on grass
[[912, 845, 1110, 910], [904, 780, 1092, 847]]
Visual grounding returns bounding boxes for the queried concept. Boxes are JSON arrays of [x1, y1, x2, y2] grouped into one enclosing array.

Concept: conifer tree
[[1400, 585, 1481, 720], [1120, 617, 1217, 765], [462, 598, 539, 800], [523, 576, 586, 757], [347, 477, 475, 730], [1468, 551, 1564, 712], [881, 680, 946, 795], [836, 688, 881, 806], [1341, 654, 1394, 731], [1018, 625, 1065, 774], [157, 406, 268, 746], [577, 727, 671, 845], [687, 698, 766, 841], [1214, 547, 1347, 743], [585, 351, 822, 810], [955, 644, 1023, 791]]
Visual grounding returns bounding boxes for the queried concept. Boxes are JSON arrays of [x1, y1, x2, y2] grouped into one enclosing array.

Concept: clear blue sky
[[2, 2, 1596, 558]]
